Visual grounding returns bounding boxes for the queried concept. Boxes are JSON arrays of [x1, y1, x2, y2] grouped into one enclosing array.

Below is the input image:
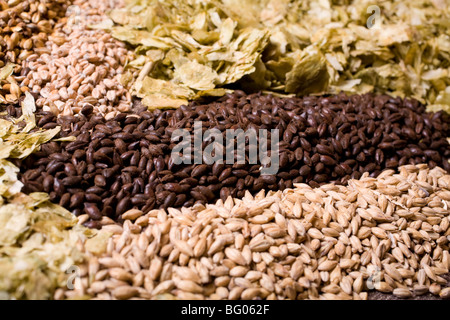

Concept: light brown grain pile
[[56, 164, 450, 300], [0, 0, 70, 104], [20, 0, 136, 117]]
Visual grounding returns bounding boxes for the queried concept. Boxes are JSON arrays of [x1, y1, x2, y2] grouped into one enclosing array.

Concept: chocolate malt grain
[[20, 92, 450, 225]]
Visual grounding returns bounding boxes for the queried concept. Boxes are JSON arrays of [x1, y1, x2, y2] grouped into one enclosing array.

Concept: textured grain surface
[[19, 0, 135, 117], [0, 0, 71, 104], [19, 92, 450, 227], [58, 164, 450, 300]]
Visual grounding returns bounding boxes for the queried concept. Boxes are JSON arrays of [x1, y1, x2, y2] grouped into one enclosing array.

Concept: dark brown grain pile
[[19, 92, 450, 227]]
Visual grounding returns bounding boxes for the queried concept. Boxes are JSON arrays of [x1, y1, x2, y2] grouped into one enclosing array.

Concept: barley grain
[[60, 165, 450, 300]]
